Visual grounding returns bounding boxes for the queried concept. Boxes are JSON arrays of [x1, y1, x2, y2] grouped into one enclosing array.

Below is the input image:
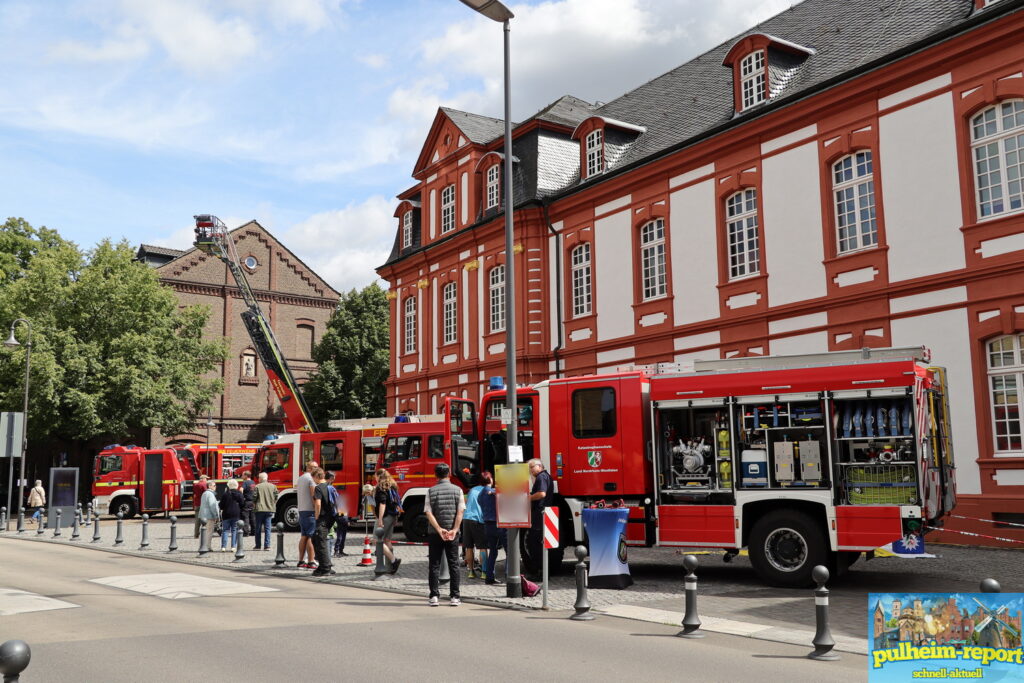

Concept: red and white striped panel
[[543, 507, 558, 549]]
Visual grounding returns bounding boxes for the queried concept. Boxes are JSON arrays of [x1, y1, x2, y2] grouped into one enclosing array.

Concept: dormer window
[[441, 184, 456, 234], [402, 211, 413, 249], [740, 51, 766, 110], [486, 164, 500, 210], [585, 129, 604, 177]]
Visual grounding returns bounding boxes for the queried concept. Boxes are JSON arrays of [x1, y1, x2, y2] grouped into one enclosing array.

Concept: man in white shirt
[[296, 460, 318, 569]]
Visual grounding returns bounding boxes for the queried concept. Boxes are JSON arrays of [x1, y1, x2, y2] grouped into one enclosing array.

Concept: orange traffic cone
[[359, 535, 374, 566]]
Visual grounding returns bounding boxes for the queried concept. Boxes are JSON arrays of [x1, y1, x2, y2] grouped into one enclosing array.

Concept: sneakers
[[389, 558, 402, 575], [312, 569, 337, 577], [297, 561, 308, 568], [467, 569, 478, 579], [450, 597, 461, 607], [308, 562, 319, 571], [428, 596, 439, 607], [485, 577, 504, 585]]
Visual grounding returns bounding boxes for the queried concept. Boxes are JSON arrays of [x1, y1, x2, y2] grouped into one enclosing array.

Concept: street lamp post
[[4, 319, 31, 531], [458, 0, 522, 598], [206, 415, 215, 447]]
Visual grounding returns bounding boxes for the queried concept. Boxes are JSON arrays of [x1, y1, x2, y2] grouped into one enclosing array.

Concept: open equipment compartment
[[654, 397, 735, 502], [831, 387, 920, 506], [735, 392, 830, 490]]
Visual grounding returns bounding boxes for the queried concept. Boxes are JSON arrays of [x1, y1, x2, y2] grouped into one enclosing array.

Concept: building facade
[[139, 220, 339, 445], [378, 0, 1024, 544]]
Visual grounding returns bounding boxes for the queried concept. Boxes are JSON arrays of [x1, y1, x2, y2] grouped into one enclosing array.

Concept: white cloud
[[50, 35, 150, 63], [358, 53, 387, 69], [281, 196, 396, 291]]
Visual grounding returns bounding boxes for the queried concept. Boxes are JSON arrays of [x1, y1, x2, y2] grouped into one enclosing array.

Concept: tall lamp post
[[458, 0, 522, 598], [4, 319, 31, 531]]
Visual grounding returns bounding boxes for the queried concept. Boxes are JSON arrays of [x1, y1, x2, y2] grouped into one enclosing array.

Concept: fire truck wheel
[[111, 497, 137, 520], [748, 510, 826, 588], [402, 503, 429, 543]]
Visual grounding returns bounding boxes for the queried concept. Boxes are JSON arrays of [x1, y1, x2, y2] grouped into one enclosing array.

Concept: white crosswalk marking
[[89, 573, 279, 600], [0, 588, 80, 616]]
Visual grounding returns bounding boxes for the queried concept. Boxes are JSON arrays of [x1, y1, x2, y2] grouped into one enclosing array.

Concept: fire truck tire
[[111, 497, 137, 519], [402, 503, 429, 544], [748, 510, 827, 588], [277, 498, 299, 532]]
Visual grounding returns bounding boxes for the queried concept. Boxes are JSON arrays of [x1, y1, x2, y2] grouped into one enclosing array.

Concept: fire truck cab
[[92, 444, 203, 518], [180, 443, 258, 481]]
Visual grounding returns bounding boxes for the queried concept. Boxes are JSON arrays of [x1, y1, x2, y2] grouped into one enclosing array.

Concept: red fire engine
[[92, 445, 204, 518], [182, 443, 259, 481], [383, 347, 956, 586]]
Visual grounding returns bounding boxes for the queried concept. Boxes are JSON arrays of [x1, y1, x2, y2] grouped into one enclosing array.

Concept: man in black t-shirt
[[525, 458, 553, 581], [311, 468, 336, 576], [241, 471, 256, 536]]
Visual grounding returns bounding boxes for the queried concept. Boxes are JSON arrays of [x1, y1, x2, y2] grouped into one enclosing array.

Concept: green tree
[[304, 282, 389, 423], [0, 227, 227, 445]]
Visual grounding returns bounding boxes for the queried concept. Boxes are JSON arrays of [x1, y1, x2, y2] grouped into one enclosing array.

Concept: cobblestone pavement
[[5, 514, 1021, 642]]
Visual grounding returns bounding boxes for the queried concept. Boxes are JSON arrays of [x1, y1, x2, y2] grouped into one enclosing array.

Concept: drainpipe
[[542, 199, 563, 378]]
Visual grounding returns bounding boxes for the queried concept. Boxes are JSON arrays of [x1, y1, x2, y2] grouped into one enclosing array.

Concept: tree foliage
[[304, 283, 389, 423], [0, 219, 227, 442]]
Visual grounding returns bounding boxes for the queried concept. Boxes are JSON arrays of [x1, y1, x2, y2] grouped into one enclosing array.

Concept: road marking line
[[0, 588, 81, 616], [89, 573, 279, 600]]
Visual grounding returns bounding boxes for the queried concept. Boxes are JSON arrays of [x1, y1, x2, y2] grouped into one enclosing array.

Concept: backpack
[[389, 486, 404, 515], [318, 484, 337, 523]]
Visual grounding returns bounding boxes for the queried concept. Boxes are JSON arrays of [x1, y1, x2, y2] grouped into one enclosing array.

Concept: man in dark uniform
[[525, 458, 553, 581]]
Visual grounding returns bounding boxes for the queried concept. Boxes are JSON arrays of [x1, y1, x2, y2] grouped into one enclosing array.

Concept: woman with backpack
[[374, 468, 401, 574]]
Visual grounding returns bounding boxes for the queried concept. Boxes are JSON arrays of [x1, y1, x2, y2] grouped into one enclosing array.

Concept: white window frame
[[971, 99, 1024, 219], [639, 218, 667, 301], [833, 150, 878, 254], [486, 164, 500, 210], [739, 50, 766, 110], [403, 296, 417, 355], [987, 333, 1024, 454], [441, 184, 456, 234], [726, 189, 760, 280], [401, 210, 413, 249], [489, 265, 505, 333], [585, 129, 604, 177], [570, 242, 592, 318], [442, 282, 457, 345]]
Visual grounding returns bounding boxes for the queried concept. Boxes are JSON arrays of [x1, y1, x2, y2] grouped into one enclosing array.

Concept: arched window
[[739, 50, 766, 110], [489, 265, 505, 333], [987, 333, 1024, 452], [585, 129, 604, 177], [833, 151, 878, 254], [441, 184, 456, 233], [971, 99, 1024, 218], [571, 243, 592, 317], [639, 219, 666, 300], [486, 164, 500, 210], [402, 210, 413, 249], [442, 282, 458, 345], [296, 323, 314, 358], [403, 296, 417, 354], [726, 189, 760, 279]]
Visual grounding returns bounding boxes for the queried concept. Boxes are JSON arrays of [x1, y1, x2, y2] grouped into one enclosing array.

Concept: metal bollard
[[76, 502, 83, 527], [168, 516, 178, 552], [53, 509, 62, 538], [16, 508, 25, 534], [677, 554, 704, 638], [373, 526, 388, 576], [570, 545, 595, 621], [439, 545, 449, 584], [70, 508, 80, 540], [980, 578, 1001, 593], [808, 565, 840, 661], [139, 514, 150, 549], [274, 523, 286, 567], [86, 502, 93, 525], [36, 510, 46, 536], [234, 524, 245, 561], [198, 523, 210, 556], [0, 639, 32, 682], [1, 507, 6, 531], [114, 512, 124, 546], [92, 513, 101, 543]]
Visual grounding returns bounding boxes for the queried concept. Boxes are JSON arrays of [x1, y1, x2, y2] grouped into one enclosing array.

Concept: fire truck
[[181, 443, 259, 481], [92, 444, 204, 518], [249, 422, 392, 530], [383, 347, 956, 586]]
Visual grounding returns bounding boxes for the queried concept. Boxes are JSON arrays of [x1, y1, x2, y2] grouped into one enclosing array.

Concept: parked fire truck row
[[91, 346, 954, 586]]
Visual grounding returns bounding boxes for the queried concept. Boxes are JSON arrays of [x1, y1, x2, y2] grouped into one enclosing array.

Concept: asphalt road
[[0, 539, 867, 682]]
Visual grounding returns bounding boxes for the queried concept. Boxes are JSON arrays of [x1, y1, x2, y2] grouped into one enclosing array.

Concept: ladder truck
[[193, 214, 318, 435]]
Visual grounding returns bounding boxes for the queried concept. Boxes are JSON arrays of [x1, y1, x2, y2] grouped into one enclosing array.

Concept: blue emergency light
[[489, 376, 505, 391]]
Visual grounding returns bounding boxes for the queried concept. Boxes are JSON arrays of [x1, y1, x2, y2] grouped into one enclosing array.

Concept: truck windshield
[[97, 455, 122, 475]]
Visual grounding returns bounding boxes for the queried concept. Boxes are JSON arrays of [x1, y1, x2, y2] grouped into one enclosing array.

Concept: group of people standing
[[194, 471, 279, 550]]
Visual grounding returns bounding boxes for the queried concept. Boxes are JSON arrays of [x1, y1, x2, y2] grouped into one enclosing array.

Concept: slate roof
[[137, 244, 186, 259], [533, 95, 598, 129], [440, 107, 509, 144]]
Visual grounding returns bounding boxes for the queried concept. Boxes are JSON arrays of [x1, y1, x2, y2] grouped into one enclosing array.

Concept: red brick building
[[138, 220, 339, 445], [378, 0, 1024, 544]]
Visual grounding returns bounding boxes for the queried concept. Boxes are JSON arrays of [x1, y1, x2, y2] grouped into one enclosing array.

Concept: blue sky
[[0, 0, 795, 292]]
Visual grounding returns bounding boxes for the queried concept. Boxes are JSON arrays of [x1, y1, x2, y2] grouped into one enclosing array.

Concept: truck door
[[445, 397, 479, 488], [314, 434, 358, 518], [142, 451, 165, 511], [383, 433, 424, 494], [564, 380, 624, 496], [923, 368, 956, 522]]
